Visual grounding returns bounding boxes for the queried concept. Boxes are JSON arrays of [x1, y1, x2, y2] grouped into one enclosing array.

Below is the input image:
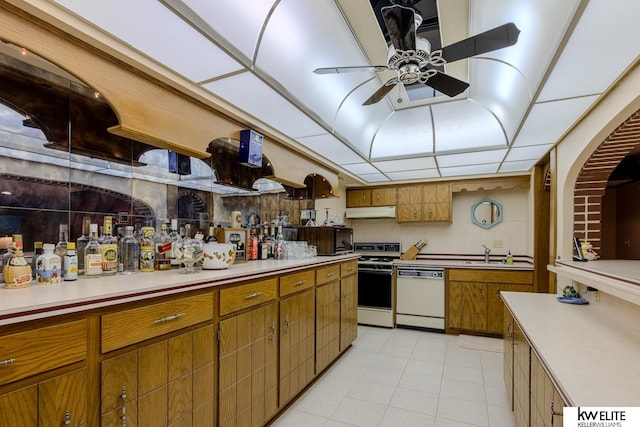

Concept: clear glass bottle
[[54, 224, 69, 259], [154, 223, 172, 271], [84, 223, 102, 278], [99, 216, 118, 276], [35, 243, 62, 285], [76, 216, 91, 276], [119, 226, 139, 275], [275, 225, 286, 260], [139, 226, 155, 272], [169, 219, 182, 270], [63, 241, 78, 281], [31, 241, 43, 278]]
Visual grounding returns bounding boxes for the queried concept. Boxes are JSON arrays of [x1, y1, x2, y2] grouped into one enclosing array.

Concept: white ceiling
[[47, 0, 640, 185]]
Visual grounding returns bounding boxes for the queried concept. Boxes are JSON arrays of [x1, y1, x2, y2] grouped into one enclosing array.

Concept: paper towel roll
[[231, 211, 242, 228]]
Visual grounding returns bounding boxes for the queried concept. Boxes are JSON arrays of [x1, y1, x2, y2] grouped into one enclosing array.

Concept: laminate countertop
[[394, 259, 533, 270], [502, 291, 640, 406], [0, 254, 359, 326]]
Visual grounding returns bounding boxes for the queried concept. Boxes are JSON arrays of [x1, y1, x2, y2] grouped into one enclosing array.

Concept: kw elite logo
[[564, 407, 639, 427]]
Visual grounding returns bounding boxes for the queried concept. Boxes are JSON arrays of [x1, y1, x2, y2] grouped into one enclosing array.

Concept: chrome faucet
[[482, 244, 491, 263]]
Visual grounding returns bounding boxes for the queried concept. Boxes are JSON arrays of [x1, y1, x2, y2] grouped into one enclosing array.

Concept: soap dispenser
[[506, 250, 513, 265]]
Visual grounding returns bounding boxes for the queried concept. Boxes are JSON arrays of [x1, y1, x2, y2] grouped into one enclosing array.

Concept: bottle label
[[85, 253, 103, 276], [101, 244, 118, 274], [35, 255, 62, 284], [157, 242, 172, 254], [64, 255, 78, 280], [140, 246, 155, 272]]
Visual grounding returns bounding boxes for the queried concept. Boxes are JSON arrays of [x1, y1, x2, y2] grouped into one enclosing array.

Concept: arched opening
[[573, 110, 640, 258]]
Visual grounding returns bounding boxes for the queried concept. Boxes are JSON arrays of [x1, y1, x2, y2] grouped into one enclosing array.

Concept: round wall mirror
[[471, 198, 503, 229]]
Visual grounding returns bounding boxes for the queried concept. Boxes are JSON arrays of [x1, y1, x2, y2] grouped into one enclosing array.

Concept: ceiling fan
[[314, 4, 520, 105]]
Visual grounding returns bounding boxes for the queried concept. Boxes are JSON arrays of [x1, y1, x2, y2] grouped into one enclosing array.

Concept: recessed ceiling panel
[[357, 173, 391, 183], [255, 0, 374, 123], [514, 95, 598, 147], [181, 0, 277, 61], [341, 162, 380, 175], [468, 59, 532, 141], [437, 149, 507, 168], [203, 72, 326, 138], [499, 159, 537, 173], [505, 144, 553, 162], [440, 163, 500, 177], [52, 0, 243, 82], [432, 100, 505, 153], [333, 79, 394, 155], [371, 107, 434, 159], [372, 157, 437, 172], [296, 133, 365, 165], [538, 0, 640, 102], [386, 169, 440, 181]]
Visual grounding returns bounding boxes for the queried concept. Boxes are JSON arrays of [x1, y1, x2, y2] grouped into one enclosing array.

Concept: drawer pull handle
[[326, 272, 334, 277], [295, 280, 307, 286], [245, 292, 263, 300], [64, 410, 71, 426], [120, 386, 127, 427], [154, 313, 185, 324], [550, 402, 563, 426], [284, 318, 290, 335], [270, 322, 276, 343], [347, 267, 353, 271], [0, 358, 15, 366]]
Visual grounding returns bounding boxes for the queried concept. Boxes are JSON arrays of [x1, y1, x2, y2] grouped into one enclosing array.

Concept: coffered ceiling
[[31, 0, 640, 185]]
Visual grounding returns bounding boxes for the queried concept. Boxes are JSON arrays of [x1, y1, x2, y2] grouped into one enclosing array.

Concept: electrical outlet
[[492, 240, 503, 248]]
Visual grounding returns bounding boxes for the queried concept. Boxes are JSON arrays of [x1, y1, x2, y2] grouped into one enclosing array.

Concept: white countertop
[[0, 255, 358, 326], [395, 259, 533, 270], [502, 291, 640, 406]]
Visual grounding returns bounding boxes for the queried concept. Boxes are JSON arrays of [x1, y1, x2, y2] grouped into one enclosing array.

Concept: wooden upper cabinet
[[371, 187, 396, 206], [396, 185, 423, 223], [422, 183, 452, 222], [346, 189, 371, 207], [346, 187, 396, 207]]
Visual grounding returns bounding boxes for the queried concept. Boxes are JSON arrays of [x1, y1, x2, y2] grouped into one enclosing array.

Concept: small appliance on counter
[[298, 226, 353, 255], [213, 228, 247, 263]]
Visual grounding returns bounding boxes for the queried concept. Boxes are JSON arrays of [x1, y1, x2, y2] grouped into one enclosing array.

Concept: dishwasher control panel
[[396, 267, 444, 279]]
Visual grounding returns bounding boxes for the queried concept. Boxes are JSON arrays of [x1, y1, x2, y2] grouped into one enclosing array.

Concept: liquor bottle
[[154, 223, 172, 271], [249, 227, 259, 260], [169, 219, 182, 270], [84, 224, 102, 278], [99, 216, 118, 276], [35, 243, 62, 285], [3, 234, 32, 288], [275, 225, 286, 260], [54, 224, 69, 259], [76, 216, 91, 276], [31, 241, 43, 278], [139, 226, 155, 272], [119, 226, 139, 275], [63, 242, 78, 281], [204, 226, 217, 243]]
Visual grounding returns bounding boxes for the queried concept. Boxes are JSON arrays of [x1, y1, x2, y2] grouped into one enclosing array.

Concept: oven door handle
[[358, 267, 393, 274]]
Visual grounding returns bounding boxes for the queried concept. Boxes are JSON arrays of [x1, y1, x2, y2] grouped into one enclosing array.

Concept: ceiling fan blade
[[363, 79, 398, 105], [314, 65, 389, 74], [424, 71, 469, 97], [381, 5, 416, 52], [440, 22, 521, 63]]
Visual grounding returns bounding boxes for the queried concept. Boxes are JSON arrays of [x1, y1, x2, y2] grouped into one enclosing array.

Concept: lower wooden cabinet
[[101, 325, 215, 427], [218, 303, 278, 427], [513, 317, 530, 427], [279, 288, 315, 407], [0, 368, 87, 427], [530, 350, 567, 427], [447, 269, 533, 335], [315, 279, 341, 374], [339, 268, 358, 351]]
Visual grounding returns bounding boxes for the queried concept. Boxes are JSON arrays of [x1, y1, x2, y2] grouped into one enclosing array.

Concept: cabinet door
[[371, 187, 396, 206], [422, 184, 451, 222], [315, 281, 340, 374], [503, 309, 515, 411], [279, 289, 315, 407], [0, 385, 37, 427], [340, 274, 358, 351], [346, 189, 371, 207], [488, 284, 532, 334], [101, 351, 138, 427], [396, 186, 422, 222], [218, 302, 277, 427], [513, 321, 530, 427], [39, 368, 87, 427]]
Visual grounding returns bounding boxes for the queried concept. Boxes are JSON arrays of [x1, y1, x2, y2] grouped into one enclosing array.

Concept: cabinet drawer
[[102, 293, 213, 353], [219, 278, 277, 316], [340, 260, 358, 277], [316, 264, 340, 285], [448, 268, 533, 284], [280, 270, 315, 297], [0, 319, 87, 385]]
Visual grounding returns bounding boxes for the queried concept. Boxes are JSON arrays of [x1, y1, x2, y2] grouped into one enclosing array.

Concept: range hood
[[345, 206, 396, 219]]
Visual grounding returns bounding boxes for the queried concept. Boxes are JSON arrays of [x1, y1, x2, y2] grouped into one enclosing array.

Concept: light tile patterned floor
[[272, 325, 516, 427]]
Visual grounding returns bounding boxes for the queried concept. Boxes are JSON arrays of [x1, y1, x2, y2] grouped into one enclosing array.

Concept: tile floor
[[271, 325, 516, 427]]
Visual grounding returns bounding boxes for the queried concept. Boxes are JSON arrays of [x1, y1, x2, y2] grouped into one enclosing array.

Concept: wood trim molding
[[451, 175, 531, 193]]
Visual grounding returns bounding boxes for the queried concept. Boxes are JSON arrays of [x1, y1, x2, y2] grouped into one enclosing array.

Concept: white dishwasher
[[395, 266, 445, 330]]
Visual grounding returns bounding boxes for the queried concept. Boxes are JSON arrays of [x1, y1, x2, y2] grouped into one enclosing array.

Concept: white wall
[[342, 188, 531, 257]]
